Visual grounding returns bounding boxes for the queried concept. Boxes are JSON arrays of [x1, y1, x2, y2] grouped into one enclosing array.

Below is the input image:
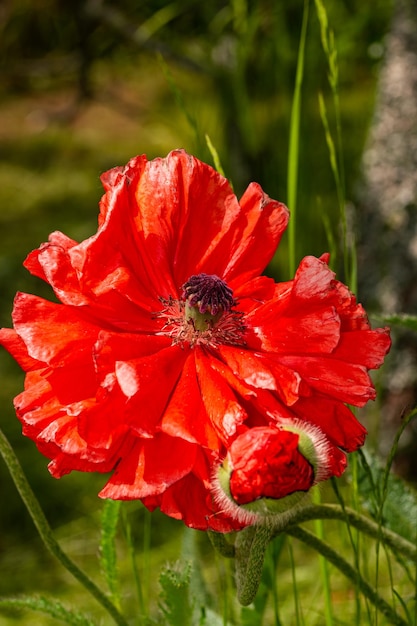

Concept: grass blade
[[0, 596, 95, 626], [205, 134, 227, 178], [287, 0, 309, 277], [312, 488, 333, 625]]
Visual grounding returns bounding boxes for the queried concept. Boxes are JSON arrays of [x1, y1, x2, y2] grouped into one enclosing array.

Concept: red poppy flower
[[0, 150, 390, 531]]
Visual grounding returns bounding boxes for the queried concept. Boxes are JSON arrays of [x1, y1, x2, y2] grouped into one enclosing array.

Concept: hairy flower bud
[[213, 420, 337, 526]]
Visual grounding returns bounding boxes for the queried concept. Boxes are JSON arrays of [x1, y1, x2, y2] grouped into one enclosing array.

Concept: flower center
[[156, 273, 246, 348], [182, 274, 236, 331]]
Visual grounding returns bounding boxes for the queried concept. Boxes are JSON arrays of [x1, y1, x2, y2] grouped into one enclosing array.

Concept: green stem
[[0, 428, 128, 626], [276, 504, 416, 562], [286, 526, 407, 626], [235, 523, 273, 606]]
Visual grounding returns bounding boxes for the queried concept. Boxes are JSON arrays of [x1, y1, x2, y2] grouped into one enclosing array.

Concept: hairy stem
[[279, 504, 416, 562], [0, 428, 128, 626]]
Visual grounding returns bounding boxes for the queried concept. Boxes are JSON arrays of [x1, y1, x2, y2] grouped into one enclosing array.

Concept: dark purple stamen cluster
[[182, 274, 235, 315]]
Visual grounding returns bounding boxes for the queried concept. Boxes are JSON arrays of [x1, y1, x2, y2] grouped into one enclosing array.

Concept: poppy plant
[[0, 150, 390, 531]]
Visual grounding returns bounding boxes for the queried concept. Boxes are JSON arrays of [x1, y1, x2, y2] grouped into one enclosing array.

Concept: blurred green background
[[0, 0, 393, 622]]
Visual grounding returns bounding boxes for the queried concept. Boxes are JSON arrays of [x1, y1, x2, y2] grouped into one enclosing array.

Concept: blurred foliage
[[358, 448, 417, 543], [0, 0, 394, 615], [0, 0, 394, 288]]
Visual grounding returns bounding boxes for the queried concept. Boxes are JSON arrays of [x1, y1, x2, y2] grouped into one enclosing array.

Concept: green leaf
[[158, 561, 194, 626], [180, 529, 211, 617], [0, 595, 95, 625], [156, 557, 223, 626], [100, 499, 122, 609], [377, 313, 417, 332]]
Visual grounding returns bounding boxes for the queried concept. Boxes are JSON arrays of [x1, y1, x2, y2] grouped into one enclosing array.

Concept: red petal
[[325, 443, 347, 477], [99, 155, 148, 224], [223, 183, 289, 284], [97, 150, 242, 298], [243, 283, 293, 336], [293, 256, 369, 330], [68, 169, 163, 317], [12, 293, 100, 366], [218, 346, 309, 407], [218, 345, 277, 390], [24, 231, 78, 283], [37, 415, 120, 478], [96, 151, 289, 299], [249, 306, 341, 354], [266, 359, 310, 405], [160, 354, 220, 450], [141, 450, 245, 531], [116, 344, 187, 436], [38, 414, 88, 456], [293, 255, 336, 301], [99, 434, 197, 499], [278, 355, 375, 406], [294, 394, 367, 452], [210, 354, 301, 425], [16, 374, 63, 439], [207, 355, 258, 402], [73, 378, 129, 449], [231, 275, 278, 314], [0, 328, 40, 371], [47, 360, 97, 404], [334, 328, 391, 369], [15, 375, 128, 476], [47, 444, 122, 478], [93, 331, 172, 380], [69, 235, 160, 331], [148, 477, 245, 532], [195, 349, 247, 442]]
